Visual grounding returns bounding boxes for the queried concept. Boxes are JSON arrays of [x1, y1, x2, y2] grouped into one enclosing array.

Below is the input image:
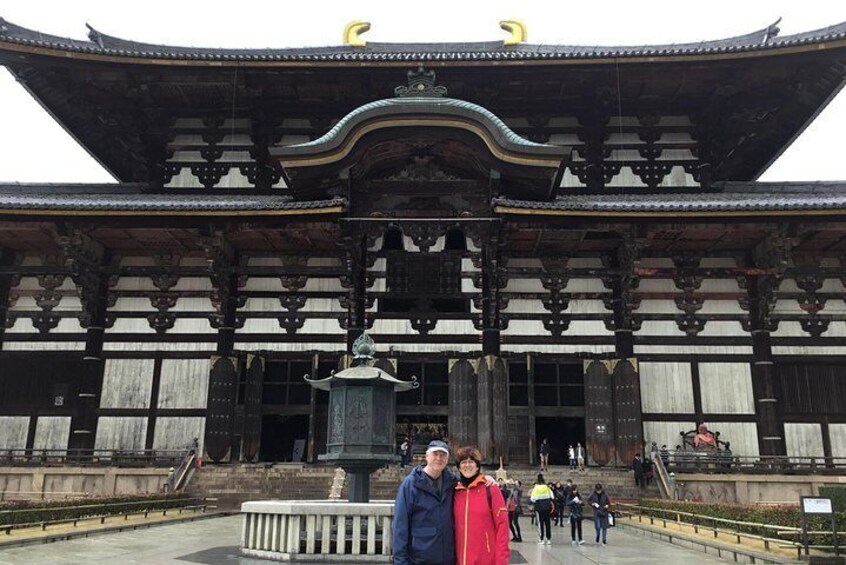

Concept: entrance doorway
[[397, 415, 447, 460], [535, 417, 585, 468], [259, 415, 309, 462]]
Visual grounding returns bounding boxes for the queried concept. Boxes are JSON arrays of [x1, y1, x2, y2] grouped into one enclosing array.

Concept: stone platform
[[240, 500, 393, 561]]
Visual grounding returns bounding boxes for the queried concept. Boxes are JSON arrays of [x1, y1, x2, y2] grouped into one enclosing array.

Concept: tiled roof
[[494, 182, 846, 214], [0, 184, 345, 214], [1, 18, 844, 62]]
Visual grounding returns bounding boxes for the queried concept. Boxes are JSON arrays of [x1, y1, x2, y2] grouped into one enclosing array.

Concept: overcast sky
[[0, 0, 844, 183]]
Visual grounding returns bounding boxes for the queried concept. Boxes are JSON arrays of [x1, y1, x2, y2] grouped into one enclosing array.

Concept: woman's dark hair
[[536, 473, 545, 484], [456, 446, 482, 465], [595, 483, 603, 491]]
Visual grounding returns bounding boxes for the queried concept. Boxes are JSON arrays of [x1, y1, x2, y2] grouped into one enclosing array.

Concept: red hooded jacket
[[453, 475, 510, 565]]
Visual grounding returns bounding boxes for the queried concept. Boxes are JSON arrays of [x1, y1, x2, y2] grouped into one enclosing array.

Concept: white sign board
[[802, 497, 833, 514]]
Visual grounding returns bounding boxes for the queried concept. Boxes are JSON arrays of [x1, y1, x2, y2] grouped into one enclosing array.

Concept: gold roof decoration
[[343, 21, 371, 47], [500, 20, 527, 46]]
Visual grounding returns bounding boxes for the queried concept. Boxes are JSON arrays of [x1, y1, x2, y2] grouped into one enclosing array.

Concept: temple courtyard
[[0, 514, 740, 564]]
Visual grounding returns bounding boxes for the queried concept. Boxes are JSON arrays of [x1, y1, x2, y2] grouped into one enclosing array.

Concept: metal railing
[[617, 502, 846, 558], [663, 452, 846, 475], [0, 449, 189, 468]]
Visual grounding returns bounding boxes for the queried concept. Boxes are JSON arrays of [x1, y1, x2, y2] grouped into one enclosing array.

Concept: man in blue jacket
[[393, 439, 455, 565]]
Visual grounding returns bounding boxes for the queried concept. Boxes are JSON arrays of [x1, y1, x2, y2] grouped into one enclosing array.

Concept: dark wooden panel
[[242, 355, 264, 462], [778, 364, 846, 415], [204, 356, 237, 463], [491, 357, 509, 465], [612, 358, 642, 466], [448, 358, 477, 448], [507, 415, 529, 463], [584, 359, 614, 467]]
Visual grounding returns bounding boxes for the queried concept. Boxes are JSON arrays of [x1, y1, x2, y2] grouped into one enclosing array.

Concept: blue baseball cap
[[426, 440, 449, 455]]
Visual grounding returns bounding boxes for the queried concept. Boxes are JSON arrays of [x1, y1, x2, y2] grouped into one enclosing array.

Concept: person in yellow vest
[[529, 474, 554, 545]]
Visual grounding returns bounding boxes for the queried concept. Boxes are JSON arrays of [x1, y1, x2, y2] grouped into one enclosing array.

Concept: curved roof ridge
[[2, 16, 845, 62]]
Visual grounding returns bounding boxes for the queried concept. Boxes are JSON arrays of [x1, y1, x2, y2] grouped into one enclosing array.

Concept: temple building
[[0, 17, 845, 467]]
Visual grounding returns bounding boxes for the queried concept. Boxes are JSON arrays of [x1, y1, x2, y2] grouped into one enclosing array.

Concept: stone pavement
[[0, 515, 737, 564]]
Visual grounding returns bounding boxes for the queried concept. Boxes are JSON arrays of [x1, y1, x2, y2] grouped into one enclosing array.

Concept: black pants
[[509, 511, 522, 540], [570, 516, 583, 541], [536, 509, 552, 541]]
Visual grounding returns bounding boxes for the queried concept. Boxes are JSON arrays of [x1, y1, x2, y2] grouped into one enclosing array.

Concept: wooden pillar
[[527, 354, 537, 466], [0, 248, 18, 349], [748, 275, 784, 456], [606, 235, 642, 358], [342, 233, 368, 353], [56, 228, 109, 453]]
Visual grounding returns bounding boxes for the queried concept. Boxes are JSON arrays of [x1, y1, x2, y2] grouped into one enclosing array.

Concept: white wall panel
[[829, 424, 846, 459], [502, 344, 616, 354], [785, 423, 825, 460], [95, 417, 148, 452], [105, 318, 156, 334], [502, 279, 546, 293], [638, 299, 681, 314], [566, 299, 608, 314], [303, 279, 344, 292], [637, 279, 677, 292], [699, 363, 755, 414], [236, 342, 345, 352], [2, 341, 86, 351], [158, 359, 209, 409], [112, 277, 157, 292], [635, 321, 686, 337], [642, 421, 695, 450], [242, 278, 285, 291], [698, 321, 747, 337], [102, 342, 217, 352], [699, 300, 745, 315], [709, 422, 759, 457], [33, 416, 71, 451], [170, 319, 215, 334], [562, 279, 607, 293], [639, 362, 694, 413], [171, 298, 215, 312], [0, 416, 29, 450], [501, 299, 546, 314], [634, 345, 753, 355], [772, 299, 804, 315], [172, 277, 213, 292], [152, 417, 205, 452], [100, 359, 154, 409]]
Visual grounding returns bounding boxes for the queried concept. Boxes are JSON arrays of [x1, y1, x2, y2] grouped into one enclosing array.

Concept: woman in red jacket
[[453, 446, 510, 565]]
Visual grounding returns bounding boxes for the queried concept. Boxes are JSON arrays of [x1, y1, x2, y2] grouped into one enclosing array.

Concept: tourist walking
[[453, 446, 510, 565], [568, 444, 576, 471], [632, 453, 644, 488], [576, 442, 585, 472], [507, 480, 523, 543], [588, 483, 611, 545], [530, 474, 554, 545], [566, 485, 585, 544], [539, 439, 550, 472]]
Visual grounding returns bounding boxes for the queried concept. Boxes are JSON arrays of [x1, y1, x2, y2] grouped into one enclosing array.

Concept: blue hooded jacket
[[392, 465, 456, 565]]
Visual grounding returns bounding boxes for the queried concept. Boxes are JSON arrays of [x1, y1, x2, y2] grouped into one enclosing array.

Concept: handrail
[[0, 448, 190, 468], [650, 452, 671, 499], [172, 450, 196, 492], [664, 451, 846, 475]]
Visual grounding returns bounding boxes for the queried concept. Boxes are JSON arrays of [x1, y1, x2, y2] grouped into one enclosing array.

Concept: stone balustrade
[[241, 500, 394, 561]]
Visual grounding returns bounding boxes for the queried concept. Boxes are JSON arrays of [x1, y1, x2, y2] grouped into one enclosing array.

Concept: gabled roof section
[[1, 17, 845, 63], [0, 183, 346, 216], [494, 182, 846, 217]]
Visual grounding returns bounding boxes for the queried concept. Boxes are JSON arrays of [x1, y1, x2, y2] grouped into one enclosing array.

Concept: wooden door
[[612, 358, 642, 466], [241, 355, 264, 462], [584, 359, 614, 466], [204, 356, 238, 463]]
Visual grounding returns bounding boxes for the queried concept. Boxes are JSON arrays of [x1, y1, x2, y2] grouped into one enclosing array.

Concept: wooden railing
[[0, 498, 205, 535], [663, 452, 846, 475], [617, 502, 846, 558], [0, 449, 189, 468]]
